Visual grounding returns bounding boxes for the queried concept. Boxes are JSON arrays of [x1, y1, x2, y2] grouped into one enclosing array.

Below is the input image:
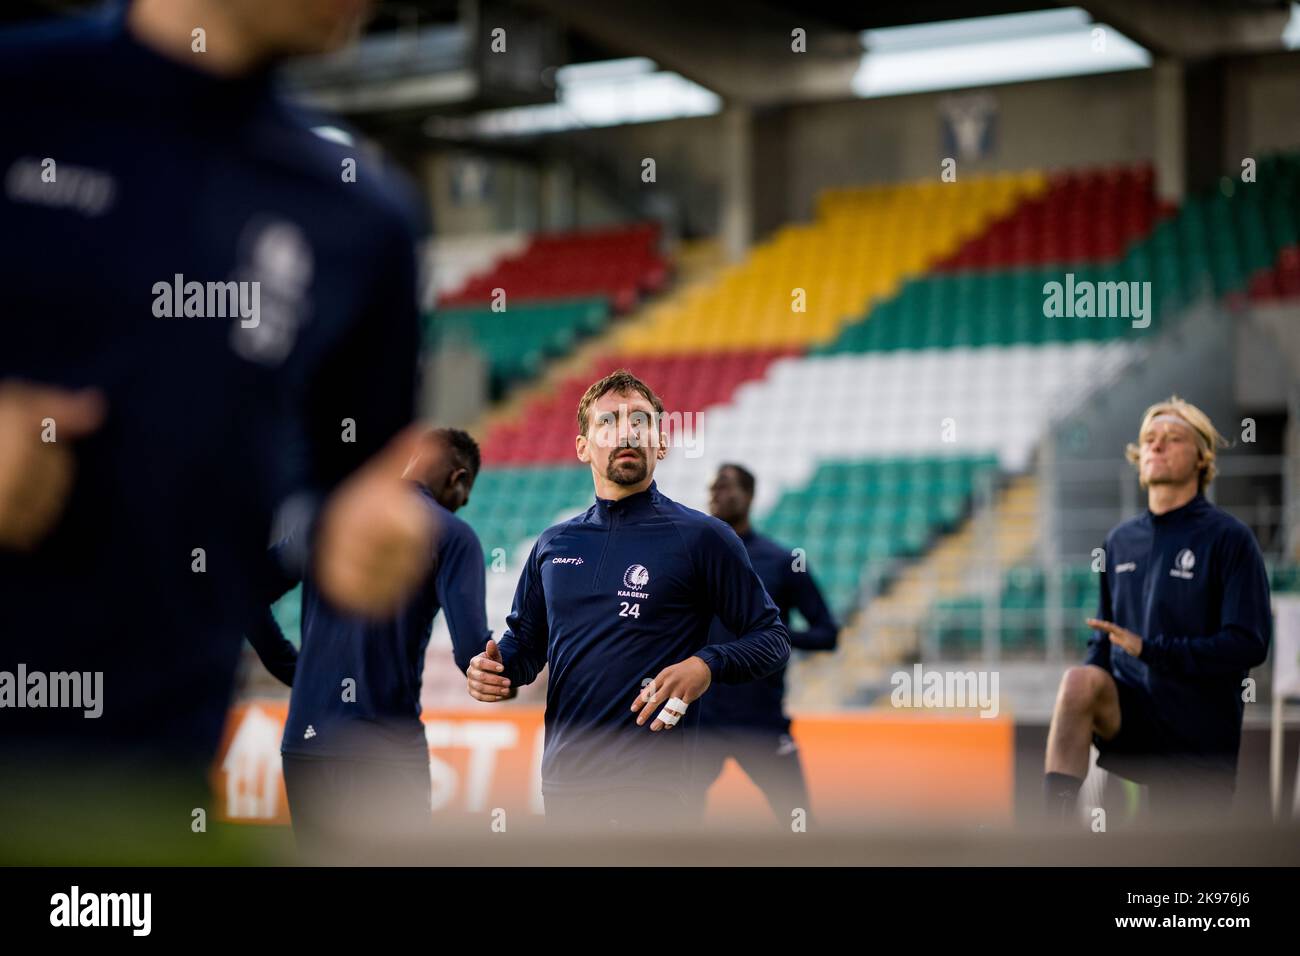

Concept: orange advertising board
[[213, 702, 1013, 826]]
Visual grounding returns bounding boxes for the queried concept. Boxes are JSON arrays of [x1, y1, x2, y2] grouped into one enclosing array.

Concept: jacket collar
[[1148, 491, 1211, 525], [592, 480, 661, 523]]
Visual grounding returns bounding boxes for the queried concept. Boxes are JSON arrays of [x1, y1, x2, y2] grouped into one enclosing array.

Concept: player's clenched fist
[[315, 426, 438, 617], [631, 656, 712, 731], [467, 638, 514, 702], [0, 381, 104, 550]]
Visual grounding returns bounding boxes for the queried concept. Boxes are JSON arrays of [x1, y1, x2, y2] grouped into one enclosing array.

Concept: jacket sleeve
[[786, 554, 839, 652], [1084, 549, 1113, 671], [245, 604, 299, 688], [437, 524, 492, 675], [244, 540, 302, 688], [1139, 528, 1272, 677], [304, 212, 420, 489], [272, 212, 421, 581], [496, 539, 550, 687], [691, 522, 790, 683]]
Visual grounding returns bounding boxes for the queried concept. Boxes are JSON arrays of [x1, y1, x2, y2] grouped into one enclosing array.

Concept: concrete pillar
[[422, 343, 487, 426], [538, 161, 574, 231], [1153, 58, 1185, 204], [720, 105, 753, 262], [1183, 56, 1229, 195]]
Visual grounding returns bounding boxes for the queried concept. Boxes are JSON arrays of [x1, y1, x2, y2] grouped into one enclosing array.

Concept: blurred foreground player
[[248, 429, 489, 856], [0, 0, 433, 852], [465, 370, 790, 829], [693, 463, 838, 824], [1044, 397, 1271, 822]]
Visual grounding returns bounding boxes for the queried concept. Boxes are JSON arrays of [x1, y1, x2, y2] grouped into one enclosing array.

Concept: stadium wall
[[419, 52, 1300, 244]]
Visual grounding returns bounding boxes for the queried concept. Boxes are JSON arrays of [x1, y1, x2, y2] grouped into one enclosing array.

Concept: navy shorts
[[1093, 679, 1236, 812], [1093, 677, 1179, 759]]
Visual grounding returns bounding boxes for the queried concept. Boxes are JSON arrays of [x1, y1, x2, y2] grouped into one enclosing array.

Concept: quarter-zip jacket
[[497, 481, 791, 796], [247, 485, 490, 764], [1086, 493, 1272, 767], [0, 10, 421, 767]]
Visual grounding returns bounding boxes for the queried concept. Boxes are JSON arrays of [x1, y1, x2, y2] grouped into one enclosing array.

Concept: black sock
[[1044, 772, 1083, 818]]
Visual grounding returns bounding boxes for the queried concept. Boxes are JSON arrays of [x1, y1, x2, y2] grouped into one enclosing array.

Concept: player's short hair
[[576, 368, 664, 437], [1125, 395, 1227, 490], [434, 427, 481, 480], [718, 462, 756, 497]]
